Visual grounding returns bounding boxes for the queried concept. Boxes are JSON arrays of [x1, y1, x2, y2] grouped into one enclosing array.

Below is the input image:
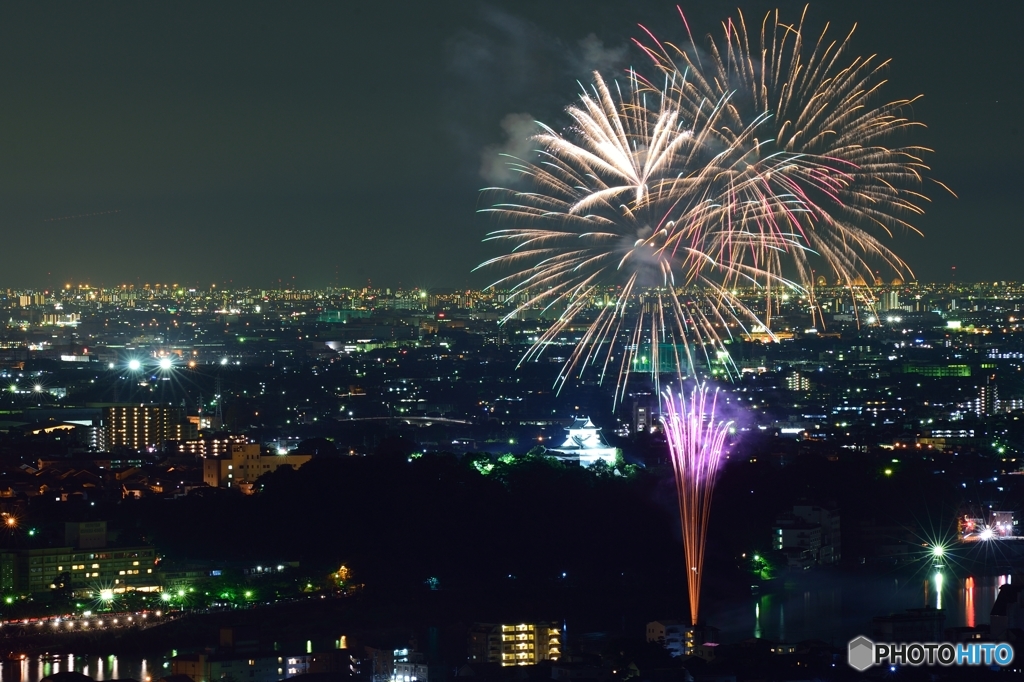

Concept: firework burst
[[477, 71, 801, 399], [478, 7, 948, 396], [662, 383, 732, 626], [634, 6, 953, 319]]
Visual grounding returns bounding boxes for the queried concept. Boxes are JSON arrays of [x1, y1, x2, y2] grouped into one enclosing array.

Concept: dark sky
[[0, 1, 1020, 289]]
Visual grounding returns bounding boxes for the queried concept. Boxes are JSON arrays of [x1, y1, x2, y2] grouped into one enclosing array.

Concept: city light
[[159, 357, 173, 370], [980, 527, 995, 541], [128, 359, 142, 371], [99, 589, 114, 601]]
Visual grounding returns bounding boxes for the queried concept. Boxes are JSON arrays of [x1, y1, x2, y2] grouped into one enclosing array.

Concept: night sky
[[0, 1, 1019, 289]]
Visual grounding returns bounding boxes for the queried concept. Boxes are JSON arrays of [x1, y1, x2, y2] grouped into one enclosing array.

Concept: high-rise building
[[975, 376, 999, 416], [104, 404, 197, 450], [877, 291, 899, 312], [785, 371, 811, 392]]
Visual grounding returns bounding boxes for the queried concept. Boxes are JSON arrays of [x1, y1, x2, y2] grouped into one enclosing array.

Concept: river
[[0, 654, 171, 682], [0, 573, 1013, 675], [708, 570, 1012, 644]]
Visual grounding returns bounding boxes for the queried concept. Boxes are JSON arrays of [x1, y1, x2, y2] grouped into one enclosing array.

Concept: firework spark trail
[[662, 383, 732, 626], [477, 70, 803, 400], [478, 7, 947, 397], [635, 6, 953, 298]]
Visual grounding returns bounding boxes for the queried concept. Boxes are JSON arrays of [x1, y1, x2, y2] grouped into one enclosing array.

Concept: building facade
[[468, 622, 562, 666], [772, 504, 841, 566], [104, 404, 197, 450], [202, 443, 312, 488], [548, 417, 617, 467], [646, 620, 719, 657]]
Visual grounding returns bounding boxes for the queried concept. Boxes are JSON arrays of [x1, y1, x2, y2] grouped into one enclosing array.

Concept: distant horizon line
[[0, 280, 1017, 293]]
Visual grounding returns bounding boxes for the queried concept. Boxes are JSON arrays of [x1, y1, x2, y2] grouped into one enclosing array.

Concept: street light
[[159, 357, 173, 370], [128, 359, 142, 371]]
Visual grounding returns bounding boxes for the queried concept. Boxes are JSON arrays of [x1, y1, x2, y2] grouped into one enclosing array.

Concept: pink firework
[[662, 383, 732, 626]]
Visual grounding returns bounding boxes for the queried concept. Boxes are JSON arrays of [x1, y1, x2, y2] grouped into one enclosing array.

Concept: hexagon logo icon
[[848, 636, 875, 671]]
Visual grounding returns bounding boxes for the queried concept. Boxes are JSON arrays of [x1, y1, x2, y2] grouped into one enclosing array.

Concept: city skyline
[[0, 0, 1018, 288], [1, 3, 1023, 677]]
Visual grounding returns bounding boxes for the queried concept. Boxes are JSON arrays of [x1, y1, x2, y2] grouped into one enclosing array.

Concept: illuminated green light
[[244, 590, 253, 599], [160, 593, 171, 602]]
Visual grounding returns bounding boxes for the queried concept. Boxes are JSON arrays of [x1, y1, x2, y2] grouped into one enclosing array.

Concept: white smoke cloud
[[479, 112, 538, 185], [573, 33, 628, 76], [448, 7, 632, 182]]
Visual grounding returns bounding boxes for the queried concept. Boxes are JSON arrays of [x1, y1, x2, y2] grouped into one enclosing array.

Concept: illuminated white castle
[[549, 416, 617, 467]]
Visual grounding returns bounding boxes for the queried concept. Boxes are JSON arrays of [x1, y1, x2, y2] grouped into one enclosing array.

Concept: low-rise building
[[772, 504, 840, 565], [468, 622, 562, 666], [646, 621, 719, 657], [203, 443, 311, 489]]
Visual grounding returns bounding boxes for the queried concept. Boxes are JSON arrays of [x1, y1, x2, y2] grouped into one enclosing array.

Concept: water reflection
[[0, 655, 164, 682], [711, 573, 1014, 643]]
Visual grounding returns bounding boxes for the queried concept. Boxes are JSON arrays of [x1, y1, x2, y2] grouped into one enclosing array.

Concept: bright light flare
[[980, 527, 995, 541], [158, 357, 173, 370], [127, 359, 142, 371]]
